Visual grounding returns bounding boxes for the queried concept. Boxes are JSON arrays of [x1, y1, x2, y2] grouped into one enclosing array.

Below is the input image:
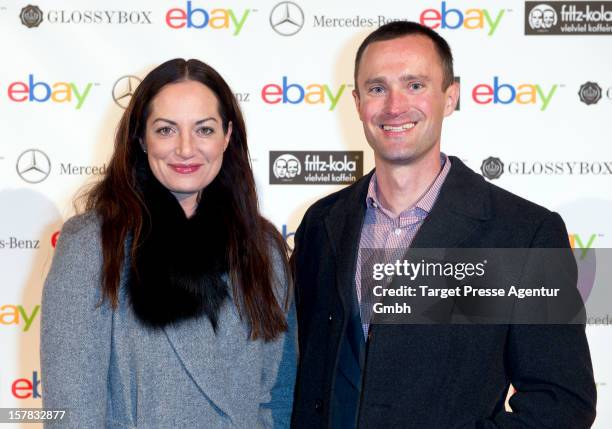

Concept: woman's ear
[[139, 137, 147, 153], [224, 121, 233, 151]]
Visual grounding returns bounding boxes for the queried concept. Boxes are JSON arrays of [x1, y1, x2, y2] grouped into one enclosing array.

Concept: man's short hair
[[354, 21, 455, 91]]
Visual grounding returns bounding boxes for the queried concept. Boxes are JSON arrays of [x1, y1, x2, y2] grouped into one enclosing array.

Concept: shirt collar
[[366, 153, 451, 218]]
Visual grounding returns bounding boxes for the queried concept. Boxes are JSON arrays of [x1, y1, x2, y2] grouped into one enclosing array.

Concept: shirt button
[[328, 313, 333, 324], [395, 228, 402, 235]]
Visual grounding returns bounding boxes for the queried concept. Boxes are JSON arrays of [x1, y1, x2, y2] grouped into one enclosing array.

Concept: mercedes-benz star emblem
[[270, 1, 304, 36], [16, 149, 51, 184], [112, 75, 142, 109]]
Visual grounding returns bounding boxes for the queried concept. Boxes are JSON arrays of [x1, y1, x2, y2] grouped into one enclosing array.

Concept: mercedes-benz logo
[[16, 149, 51, 184], [112, 75, 142, 109], [270, 1, 304, 36], [20, 5, 43, 28]]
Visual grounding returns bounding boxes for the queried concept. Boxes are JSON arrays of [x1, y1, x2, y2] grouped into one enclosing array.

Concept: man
[[290, 22, 596, 428], [287, 158, 300, 178]]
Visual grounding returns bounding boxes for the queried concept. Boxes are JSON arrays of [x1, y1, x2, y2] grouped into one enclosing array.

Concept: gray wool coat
[[41, 213, 297, 428]]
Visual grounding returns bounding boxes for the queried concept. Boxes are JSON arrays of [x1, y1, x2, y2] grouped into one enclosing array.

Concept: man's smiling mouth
[[381, 122, 416, 132]]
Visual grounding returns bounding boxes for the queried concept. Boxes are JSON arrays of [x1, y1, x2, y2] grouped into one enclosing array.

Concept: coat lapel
[[324, 171, 373, 316], [411, 156, 492, 249], [163, 311, 236, 420]]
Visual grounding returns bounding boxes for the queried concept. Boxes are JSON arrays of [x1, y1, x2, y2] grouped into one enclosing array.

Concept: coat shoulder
[[302, 174, 370, 222], [60, 211, 102, 241], [487, 180, 553, 222]]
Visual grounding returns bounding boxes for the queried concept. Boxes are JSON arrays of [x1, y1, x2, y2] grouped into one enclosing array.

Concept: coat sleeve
[[472, 212, 597, 429], [258, 243, 298, 428], [41, 214, 113, 428]]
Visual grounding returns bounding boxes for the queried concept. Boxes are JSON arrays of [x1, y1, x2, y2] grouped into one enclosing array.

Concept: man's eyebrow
[[364, 76, 388, 86], [400, 74, 431, 82], [363, 74, 431, 86]]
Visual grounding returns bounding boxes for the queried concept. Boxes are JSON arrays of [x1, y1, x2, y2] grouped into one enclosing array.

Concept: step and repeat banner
[[1, 0, 611, 427]]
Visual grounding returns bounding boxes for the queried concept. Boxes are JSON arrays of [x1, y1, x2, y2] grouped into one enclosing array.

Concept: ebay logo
[[569, 233, 598, 260], [281, 224, 295, 251], [12, 371, 41, 399], [0, 304, 40, 332], [7, 74, 93, 109], [166, 2, 251, 35], [472, 77, 558, 111], [420, 1, 506, 36], [262, 77, 347, 111]]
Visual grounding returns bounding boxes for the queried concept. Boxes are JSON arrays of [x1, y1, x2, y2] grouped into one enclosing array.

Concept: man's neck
[[374, 151, 442, 217]]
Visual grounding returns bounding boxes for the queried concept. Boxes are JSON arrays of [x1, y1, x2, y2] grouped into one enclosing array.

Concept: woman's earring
[[140, 138, 147, 153]]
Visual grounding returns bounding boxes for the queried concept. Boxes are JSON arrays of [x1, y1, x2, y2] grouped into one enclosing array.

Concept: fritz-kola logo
[[270, 1, 305, 36], [579, 81, 602, 105], [481, 157, 504, 180], [525, 1, 612, 35], [20, 5, 43, 27], [272, 154, 301, 182], [269, 151, 363, 185], [528, 4, 558, 31]]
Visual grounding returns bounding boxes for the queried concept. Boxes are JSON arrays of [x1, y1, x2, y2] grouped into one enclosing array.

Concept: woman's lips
[[169, 164, 202, 174]]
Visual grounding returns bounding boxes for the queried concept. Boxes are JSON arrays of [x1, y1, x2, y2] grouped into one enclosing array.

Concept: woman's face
[[144, 80, 232, 216]]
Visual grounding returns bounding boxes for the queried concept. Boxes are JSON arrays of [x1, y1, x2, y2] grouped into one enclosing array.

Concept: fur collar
[[128, 174, 230, 330]]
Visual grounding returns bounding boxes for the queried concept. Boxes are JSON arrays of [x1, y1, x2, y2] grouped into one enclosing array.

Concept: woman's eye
[[197, 127, 214, 136], [156, 126, 174, 136]]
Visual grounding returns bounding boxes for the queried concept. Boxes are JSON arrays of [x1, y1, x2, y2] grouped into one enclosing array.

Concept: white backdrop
[[1, 0, 611, 427]]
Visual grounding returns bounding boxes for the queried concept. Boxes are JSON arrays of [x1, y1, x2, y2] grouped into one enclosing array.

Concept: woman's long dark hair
[[84, 58, 289, 341]]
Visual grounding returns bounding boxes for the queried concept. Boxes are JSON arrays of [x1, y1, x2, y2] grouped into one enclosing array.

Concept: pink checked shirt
[[356, 154, 451, 336]]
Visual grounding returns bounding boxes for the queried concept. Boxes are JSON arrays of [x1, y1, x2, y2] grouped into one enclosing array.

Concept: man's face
[[274, 159, 288, 178], [353, 34, 458, 167], [530, 9, 543, 28], [287, 159, 299, 177], [543, 10, 555, 27]]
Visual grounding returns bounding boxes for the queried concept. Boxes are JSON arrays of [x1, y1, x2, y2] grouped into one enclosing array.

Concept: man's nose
[[385, 89, 410, 116]]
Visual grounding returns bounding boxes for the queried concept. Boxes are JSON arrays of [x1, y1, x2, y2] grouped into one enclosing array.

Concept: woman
[[41, 58, 296, 428]]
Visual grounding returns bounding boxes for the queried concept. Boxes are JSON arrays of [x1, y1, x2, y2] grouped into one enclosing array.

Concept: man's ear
[[352, 89, 363, 121], [443, 81, 460, 117]]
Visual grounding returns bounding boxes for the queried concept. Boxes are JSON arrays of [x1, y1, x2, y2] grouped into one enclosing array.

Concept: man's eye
[[370, 86, 385, 95], [410, 82, 424, 90]]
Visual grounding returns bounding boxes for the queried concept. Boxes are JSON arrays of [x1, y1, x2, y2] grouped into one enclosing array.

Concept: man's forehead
[[362, 34, 436, 58], [358, 36, 441, 79]]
